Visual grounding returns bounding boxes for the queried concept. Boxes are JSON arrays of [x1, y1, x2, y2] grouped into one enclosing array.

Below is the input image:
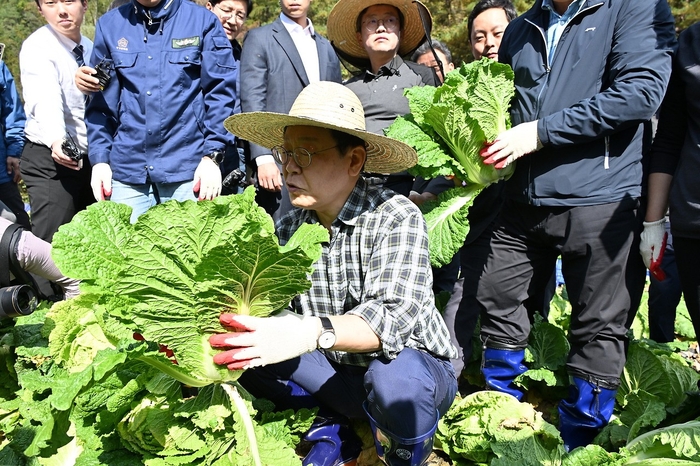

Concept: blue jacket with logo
[[0, 61, 26, 186], [500, 0, 675, 207], [86, 0, 236, 185]]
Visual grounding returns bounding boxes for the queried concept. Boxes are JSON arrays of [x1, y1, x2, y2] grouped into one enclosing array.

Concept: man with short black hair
[[411, 38, 454, 83], [19, 0, 95, 242], [467, 0, 516, 60], [205, 0, 253, 193]]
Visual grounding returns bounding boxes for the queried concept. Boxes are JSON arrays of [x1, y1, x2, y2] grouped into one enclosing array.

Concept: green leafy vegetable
[[1, 190, 327, 465], [51, 188, 328, 387], [435, 391, 565, 465], [386, 58, 516, 266]]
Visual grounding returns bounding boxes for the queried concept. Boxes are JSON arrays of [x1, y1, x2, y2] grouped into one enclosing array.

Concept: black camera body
[[93, 59, 113, 91], [222, 168, 251, 191], [1, 223, 39, 321], [62, 133, 86, 162], [0, 285, 38, 321]]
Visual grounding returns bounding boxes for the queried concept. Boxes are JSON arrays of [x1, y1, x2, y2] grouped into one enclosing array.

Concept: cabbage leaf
[[386, 58, 516, 266], [51, 187, 328, 387]]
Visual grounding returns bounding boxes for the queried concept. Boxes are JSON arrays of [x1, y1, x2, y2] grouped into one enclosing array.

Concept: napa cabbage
[[50, 187, 328, 387], [0, 189, 327, 465], [386, 58, 515, 266]]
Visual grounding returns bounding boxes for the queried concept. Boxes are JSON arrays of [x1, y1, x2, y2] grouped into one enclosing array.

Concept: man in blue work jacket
[[85, 0, 237, 222]]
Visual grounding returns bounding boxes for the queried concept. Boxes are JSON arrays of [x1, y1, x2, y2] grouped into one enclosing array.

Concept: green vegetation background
[[3, 0, 700, 97]]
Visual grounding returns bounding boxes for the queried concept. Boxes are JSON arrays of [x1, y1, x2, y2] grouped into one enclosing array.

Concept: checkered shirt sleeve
[[276, 178, 457, 366]]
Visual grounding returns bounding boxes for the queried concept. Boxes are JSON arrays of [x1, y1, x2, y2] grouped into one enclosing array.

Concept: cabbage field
[[2, 193, 699, 466], [2, 58, 699, 465]]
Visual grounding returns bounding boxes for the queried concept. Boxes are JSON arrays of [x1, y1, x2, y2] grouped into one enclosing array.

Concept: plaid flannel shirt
[[276, 177, 458, 367]]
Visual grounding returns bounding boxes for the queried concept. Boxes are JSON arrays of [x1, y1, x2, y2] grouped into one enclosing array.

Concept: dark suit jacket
[[240, 16, 342, 163]]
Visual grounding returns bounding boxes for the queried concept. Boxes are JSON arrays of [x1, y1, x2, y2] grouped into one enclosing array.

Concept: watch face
[[207, 151, 224, 165], [318, 331, 336, 350]]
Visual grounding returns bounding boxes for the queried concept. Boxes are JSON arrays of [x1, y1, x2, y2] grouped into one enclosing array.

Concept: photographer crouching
[[1, 201, 79, 320]]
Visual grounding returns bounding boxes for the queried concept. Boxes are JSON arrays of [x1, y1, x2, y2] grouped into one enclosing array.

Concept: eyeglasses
[[271, 145, 339, 168], [214, 4, 247, 22], [361, 16, 400, 33]]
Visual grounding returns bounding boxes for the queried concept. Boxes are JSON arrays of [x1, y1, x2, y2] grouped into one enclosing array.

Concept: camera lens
[[0, 285, 38, 320]]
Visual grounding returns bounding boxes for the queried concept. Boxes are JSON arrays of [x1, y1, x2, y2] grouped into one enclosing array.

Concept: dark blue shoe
[[364, 403, 436, 466], [558, 376, 617, 451], [302, 417, 362, 466]]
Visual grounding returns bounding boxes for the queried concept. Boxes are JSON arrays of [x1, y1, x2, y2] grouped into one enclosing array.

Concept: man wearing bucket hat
[[212, 81, 458, 466], [326, 0, 438, 197]]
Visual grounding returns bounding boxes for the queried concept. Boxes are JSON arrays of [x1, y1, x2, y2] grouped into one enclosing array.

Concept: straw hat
[[327, 0, 432, 64], [223, 82, 417, 174]]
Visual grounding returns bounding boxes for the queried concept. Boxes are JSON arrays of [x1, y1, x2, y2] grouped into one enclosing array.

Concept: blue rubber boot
[[364, 404, 436, 466], [302, 418, 362, 466], [284, 381, 361, 466], [558, 376, 617, 451], [482, 347, 528, 401]]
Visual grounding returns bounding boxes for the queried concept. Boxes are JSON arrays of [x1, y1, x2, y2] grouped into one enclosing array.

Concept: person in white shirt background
[[19, 0, 94, 243]]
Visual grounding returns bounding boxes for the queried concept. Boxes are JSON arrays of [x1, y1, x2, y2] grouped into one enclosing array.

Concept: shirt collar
[[280, 12, 315, 37], [364, 55, 404, 82], [541, 0, 586, 18], [46, 24, 82, 51], [334, 178, 369, 227]]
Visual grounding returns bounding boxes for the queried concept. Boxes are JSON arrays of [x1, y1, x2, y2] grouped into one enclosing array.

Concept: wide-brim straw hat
[[223, 82, 417, 174], [327, 0, 432, 64]]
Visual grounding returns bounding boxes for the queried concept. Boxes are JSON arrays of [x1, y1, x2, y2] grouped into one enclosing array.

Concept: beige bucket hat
[[223, 82, 417, 174], [327, 0, 432, 64]]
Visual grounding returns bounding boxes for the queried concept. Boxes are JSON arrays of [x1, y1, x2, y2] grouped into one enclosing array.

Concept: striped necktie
[[73, 44, 85, 67]]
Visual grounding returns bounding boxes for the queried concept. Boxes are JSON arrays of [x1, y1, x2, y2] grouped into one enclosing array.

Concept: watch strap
[[204, 150, 225, 166]]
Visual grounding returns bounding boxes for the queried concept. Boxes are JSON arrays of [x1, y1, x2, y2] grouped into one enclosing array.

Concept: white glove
[[91, 163, 113, 201], [639, 219, 667, 269], [193, 157, 222, 200], [481, 121, 543, 169], [210, 310, 321, 370]]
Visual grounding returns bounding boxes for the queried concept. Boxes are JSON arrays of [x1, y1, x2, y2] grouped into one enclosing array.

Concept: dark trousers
[[477, 198, 638, 385], [19, 141, 94, 242], [239, 348, 457, 439], [0, 181, 30, 229], [672, 236, 700, 340], [453, 219, 556, 370]]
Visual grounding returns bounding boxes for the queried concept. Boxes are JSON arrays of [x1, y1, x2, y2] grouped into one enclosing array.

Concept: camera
[[61, 133, 86, 162], [222, 168, 251, 191], [0, 285, 38, 321], [93, 59, 113, 91]]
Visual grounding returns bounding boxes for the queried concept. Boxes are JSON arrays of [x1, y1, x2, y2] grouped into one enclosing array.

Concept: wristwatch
[[204, 150, 225, 166], [317, 317, 336, 350]]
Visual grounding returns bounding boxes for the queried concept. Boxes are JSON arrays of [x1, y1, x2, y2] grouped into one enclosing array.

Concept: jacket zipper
[[523, 1, 606, 202], [604, 136, 609, 169], [525, 19, 550, 204]]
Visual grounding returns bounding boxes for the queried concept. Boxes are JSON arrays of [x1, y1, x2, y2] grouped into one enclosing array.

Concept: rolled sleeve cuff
[[255, 154, 275, 167], [89, 150, 111, 165]]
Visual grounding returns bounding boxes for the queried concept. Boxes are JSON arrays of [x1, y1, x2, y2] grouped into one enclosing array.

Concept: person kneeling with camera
[[1, 202, 79, 320]]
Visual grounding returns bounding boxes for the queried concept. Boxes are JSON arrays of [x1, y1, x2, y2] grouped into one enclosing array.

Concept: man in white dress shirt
[[19, 0, 94, 242]]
